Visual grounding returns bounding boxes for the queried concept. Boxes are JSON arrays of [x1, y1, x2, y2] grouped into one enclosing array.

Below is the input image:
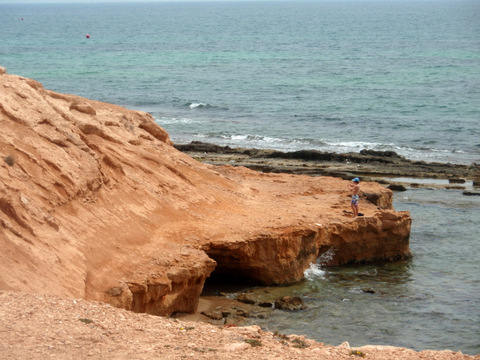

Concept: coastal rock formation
[[0, 69, 411, 316], [175, 141, 478, 184]]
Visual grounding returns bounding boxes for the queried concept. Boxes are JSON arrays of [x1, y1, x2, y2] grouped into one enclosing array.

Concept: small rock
[[201, 311, 223, 320], [274, 296, 306, 311], [258, 301, 274, 308], [236, 293, 255, 304], [234, 308, 250, 318], [388, 184, 407, 192], [463, 191, 480, 196]]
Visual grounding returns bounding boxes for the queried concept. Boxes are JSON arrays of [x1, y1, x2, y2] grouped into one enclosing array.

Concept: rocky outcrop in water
[[175, 141, 479, 185], [0, 69, 411, 316]]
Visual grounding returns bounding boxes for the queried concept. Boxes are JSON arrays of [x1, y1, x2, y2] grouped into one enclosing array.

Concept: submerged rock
[[274, 296, 307, 311], [175, 141, 476, 183]]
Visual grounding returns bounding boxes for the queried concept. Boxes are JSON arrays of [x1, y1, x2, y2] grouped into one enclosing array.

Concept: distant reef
[[175, 141, 480, 192]]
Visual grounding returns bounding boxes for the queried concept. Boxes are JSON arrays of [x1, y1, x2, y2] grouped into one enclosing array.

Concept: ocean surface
[[244, 187, 480, 355], [1, 0, 479, 355]]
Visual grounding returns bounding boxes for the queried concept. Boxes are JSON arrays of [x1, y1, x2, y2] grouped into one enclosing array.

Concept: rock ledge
[[1, 70, 410, 316]]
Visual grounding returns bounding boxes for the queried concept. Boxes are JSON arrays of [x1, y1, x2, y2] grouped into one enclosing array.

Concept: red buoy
[[86, 34, 90, 39]]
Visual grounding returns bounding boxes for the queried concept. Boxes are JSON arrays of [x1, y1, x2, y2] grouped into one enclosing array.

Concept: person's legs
[[351, 196, 359, 217]]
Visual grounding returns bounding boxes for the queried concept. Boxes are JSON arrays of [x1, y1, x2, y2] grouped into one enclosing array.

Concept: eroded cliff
[[0, 68, 411, 316]]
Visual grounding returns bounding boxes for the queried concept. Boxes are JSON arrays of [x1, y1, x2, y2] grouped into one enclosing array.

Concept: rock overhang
[[0, 69, 411, 316]]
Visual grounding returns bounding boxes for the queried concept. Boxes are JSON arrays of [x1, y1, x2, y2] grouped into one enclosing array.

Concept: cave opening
[[201, 270, 259, 296]]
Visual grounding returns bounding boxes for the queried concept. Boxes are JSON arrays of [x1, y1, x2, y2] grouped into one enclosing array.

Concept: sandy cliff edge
[[0, 69, 411, 314], [1, 68, 476, 359]]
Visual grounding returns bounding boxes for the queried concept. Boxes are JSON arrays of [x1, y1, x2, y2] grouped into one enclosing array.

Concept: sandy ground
[[1, 290, 477, 360]]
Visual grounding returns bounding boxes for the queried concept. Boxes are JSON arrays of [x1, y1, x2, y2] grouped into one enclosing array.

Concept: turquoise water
[[1, 1, 479, 163], [1, 1, 479, 355]]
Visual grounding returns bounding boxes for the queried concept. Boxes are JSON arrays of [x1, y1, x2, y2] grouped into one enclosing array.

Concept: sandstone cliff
[[0, 68, 411, 316]]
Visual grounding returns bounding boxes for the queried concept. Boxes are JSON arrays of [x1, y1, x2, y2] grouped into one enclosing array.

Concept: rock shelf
[[1, 69, 409, 318]]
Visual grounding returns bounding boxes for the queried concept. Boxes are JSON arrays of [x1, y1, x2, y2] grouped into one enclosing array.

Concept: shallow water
[[238, 188, 480, 355]]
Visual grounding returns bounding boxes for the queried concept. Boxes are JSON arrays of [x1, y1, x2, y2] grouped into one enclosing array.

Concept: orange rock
[[0, 70, 411, 316]]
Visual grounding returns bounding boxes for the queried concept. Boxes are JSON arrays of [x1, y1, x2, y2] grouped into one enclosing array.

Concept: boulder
[[388, 184, 407, 192], [274, 296, 306, 311]]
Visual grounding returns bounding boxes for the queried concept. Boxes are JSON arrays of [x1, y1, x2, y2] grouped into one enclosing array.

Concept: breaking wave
[[304, 263, 326, 280], [154, 116, 199, 125], [188, 102, 208, 109]]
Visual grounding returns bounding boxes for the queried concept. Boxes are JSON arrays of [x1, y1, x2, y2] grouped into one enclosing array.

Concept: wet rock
[[249, 311, 268, 319], [201, 311, 223, 320], [224, 314, 247, 326], [176, 141, 476, 182], [359, 149, 400, 158], [463, 191, 480, 196], [236, 293, 256, 305], [258, 301, 274, 308], [388, 184, 407, 192], [234, 308, 250, 318], [274, 296, 306, 311]]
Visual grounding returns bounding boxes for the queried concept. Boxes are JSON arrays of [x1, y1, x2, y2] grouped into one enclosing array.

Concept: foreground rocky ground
[[1, 290, 477, 360]]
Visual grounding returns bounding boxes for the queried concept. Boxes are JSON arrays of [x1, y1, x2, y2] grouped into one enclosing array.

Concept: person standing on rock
[[349, 177, 360, 217]]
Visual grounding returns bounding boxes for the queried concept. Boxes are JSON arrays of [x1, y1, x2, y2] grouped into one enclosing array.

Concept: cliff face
[[0, 69, 411, 316]]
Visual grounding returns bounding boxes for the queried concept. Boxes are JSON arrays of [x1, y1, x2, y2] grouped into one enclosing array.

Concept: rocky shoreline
[[0, 69, 411, 314], [175, 141, 480, 193], [1, 69, 477, 359], [173, 141, 479, 327]]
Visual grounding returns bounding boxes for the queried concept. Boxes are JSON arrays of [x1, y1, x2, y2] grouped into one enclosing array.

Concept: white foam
[[230, 134, 249, 141], [155, 116, 198, 125], [189, 102, 207, 109], [304, 263, 326, 280], [323, 140, 393, 152]]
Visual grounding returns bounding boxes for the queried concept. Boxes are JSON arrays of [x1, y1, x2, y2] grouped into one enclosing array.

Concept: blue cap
[[352, 177, 360, 182]]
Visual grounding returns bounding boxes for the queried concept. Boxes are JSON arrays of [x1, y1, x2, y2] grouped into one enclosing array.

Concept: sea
[[1, 0, 479, 355]]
